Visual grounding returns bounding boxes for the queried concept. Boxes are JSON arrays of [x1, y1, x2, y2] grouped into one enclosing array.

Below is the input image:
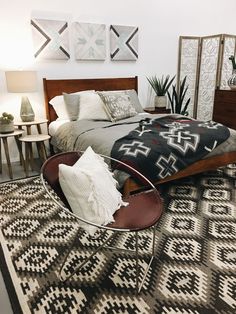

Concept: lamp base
[[20, 96, 35, 122]]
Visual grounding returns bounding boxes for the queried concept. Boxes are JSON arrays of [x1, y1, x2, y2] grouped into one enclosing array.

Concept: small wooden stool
[[19, 134, 51, 176]]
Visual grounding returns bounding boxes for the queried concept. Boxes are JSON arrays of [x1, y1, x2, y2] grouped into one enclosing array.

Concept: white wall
[[0, 0, 236, 161]]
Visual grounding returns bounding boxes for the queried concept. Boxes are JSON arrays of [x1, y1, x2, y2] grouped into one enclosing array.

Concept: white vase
[[154, 95, 167, 108], [228, 69, 236, 90]]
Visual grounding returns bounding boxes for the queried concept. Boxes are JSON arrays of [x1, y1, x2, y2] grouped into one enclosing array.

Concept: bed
[[43, 76, 236, 194]]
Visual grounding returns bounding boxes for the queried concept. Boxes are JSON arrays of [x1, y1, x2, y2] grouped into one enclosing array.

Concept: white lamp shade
[[5, 71, 37, 93]]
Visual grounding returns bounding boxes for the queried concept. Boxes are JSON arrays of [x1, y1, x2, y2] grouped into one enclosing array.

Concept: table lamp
[[5, 71, 37, 122]]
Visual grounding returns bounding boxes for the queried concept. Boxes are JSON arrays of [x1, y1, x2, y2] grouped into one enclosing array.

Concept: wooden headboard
[[43, 76, 138, 123]]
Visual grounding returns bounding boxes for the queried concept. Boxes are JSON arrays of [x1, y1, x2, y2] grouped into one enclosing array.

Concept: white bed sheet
[[48, 119, 70, 136]]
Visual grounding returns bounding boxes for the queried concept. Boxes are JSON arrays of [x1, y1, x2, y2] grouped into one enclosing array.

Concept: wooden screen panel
[[177, 36, 201, 118], [196, 35, 221, 121]]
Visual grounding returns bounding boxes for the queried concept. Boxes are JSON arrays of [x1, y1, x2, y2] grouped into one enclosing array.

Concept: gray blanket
[[51, 113, 236, 159]]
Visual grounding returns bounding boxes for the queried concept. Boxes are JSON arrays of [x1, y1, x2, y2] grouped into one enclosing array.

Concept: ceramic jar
[[0, 121, 14, 134], [154, 95, 168, 108]]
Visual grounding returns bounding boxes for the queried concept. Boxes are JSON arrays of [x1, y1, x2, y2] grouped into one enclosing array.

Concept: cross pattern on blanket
[[111, 117, 230, 181]]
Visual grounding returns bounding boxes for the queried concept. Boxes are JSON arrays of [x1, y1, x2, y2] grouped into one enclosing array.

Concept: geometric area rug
[[0, 165, 236, 314]]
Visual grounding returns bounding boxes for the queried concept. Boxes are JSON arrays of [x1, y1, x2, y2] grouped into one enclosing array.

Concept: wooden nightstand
[[0, 129, 26, 179], [213, 90, 236, 130], [144, 107, 171, 114]]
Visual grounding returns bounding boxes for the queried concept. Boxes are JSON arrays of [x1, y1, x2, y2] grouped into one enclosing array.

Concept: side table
[[14, 119, 48, 135], [15, 119, 51, 176], [19, 134, 51, 176], [0, 130, 26, 179], [144, 107, 171, 114]]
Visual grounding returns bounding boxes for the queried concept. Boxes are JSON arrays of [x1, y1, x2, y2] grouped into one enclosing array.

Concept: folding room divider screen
[[177, 34, 236, 120]]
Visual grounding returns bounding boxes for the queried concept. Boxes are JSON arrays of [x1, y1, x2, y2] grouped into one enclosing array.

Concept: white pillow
[[49, 90, 94, 120], [78, 91, 109, 121], [49, 95, 69, 120], [58, 147, 128, 235]]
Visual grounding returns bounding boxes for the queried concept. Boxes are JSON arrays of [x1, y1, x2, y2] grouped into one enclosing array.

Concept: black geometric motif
[[168, 199, 197, 214], [0, 182, 19, 195], [209, 221, 236, 239], [157, 264, 209, 305], [0, 198, 27, 214], [31, 284, 86, 313], [164, 237, 203, 262], [168, 185, 198, 198], [220, 246, 236, 268], [23, 200, 59, 218], [13, 243, 59, 275], [218, 274, 236, 309], [203, 188, 231, 201], [61, 250, 107, 283], [2, 217, 40, 239]]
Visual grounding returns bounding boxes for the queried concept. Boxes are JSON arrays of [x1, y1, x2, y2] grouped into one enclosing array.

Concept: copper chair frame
[[40, 151, 163, 293]]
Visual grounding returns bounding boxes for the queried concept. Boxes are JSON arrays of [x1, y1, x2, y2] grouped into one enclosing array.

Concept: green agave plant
[[147, 75, 175, 96], [167, 76, 190, 115]]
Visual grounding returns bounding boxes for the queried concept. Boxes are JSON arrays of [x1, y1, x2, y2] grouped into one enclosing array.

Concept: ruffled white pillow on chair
[[59, 146, 128, 235]]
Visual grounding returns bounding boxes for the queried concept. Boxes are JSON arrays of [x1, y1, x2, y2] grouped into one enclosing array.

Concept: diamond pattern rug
[[0, 165, 236, 313]]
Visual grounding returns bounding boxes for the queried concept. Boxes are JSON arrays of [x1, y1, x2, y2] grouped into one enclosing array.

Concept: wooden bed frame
[[43, 76, 236, 194], [43, 77, 138, 123]]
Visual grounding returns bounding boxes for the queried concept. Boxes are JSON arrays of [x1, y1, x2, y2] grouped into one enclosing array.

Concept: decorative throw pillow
[[49, 90, 94, 120], [126, 89, 144, 113], [97, 91, 138, 122], [63, 93, 80, 121], [96, 89, 143, 113], [58, 146, 128, 235], [78, 91, 109, 121]]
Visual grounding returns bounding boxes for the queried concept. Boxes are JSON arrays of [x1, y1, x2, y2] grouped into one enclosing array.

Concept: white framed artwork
[[110, 25, 138, 61], [74, 22, 106, 60], [31, 18, 70, 60]]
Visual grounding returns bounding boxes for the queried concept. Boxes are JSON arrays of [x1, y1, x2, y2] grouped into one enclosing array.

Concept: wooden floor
[[0, 159, 41, 184]]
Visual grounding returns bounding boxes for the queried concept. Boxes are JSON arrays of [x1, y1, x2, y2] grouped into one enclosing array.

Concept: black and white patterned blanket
[[111, 116, 230, 182]]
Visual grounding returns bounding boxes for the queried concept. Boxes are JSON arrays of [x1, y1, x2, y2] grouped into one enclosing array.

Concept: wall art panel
[[74, 22, 106, 60], [31, 18, 70, 60], [110, 25, 138, 61]]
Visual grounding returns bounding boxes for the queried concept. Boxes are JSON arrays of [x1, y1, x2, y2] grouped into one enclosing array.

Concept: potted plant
[[167, 76, 190, 115], [0, 112, 14, 133], [228, 55, 236, 90], [147, 75, 175, 108]]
